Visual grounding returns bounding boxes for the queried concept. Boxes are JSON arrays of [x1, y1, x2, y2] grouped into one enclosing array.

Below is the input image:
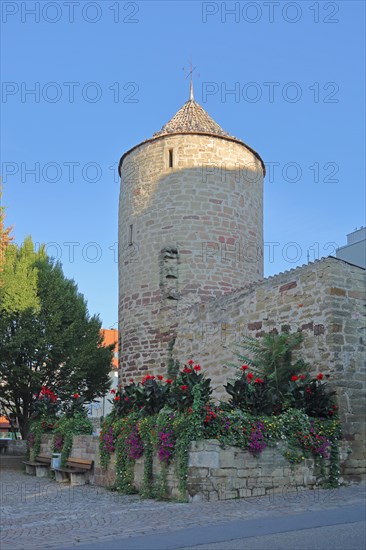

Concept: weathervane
[[182, 58, 199, 101]]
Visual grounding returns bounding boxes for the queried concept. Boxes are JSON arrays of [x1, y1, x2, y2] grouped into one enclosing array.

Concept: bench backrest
[[36, 455, 51, 464], [66, 458, 93, 470]]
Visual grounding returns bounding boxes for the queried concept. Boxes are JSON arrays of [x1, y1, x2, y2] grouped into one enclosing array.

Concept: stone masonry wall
[[37, 434, 353, 499], [118, 133, 264, 383], [186, 440, 318, 502], [97, 439, 337, 502], [4, 440, 27, 455], [173, 257, 366, 479], [40, 434, 53, 455]]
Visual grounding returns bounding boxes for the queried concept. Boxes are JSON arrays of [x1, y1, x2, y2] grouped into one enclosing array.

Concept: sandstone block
[[188, 451, 219, 469]]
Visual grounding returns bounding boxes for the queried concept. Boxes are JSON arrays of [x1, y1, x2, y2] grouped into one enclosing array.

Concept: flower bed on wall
[[99, 405, 341, 501], [99, 333, 343, 501]]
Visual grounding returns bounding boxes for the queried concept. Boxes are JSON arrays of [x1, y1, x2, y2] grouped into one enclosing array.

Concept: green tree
[[1, 237, 41, 313], [0, 238, 113, 438], [0, 188, 13, 286]]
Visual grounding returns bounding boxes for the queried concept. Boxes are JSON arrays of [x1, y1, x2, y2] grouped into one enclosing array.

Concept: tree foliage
[[1, 237, 42, 312], [0, 189, 13, 286], [0, 237, 113, 437]]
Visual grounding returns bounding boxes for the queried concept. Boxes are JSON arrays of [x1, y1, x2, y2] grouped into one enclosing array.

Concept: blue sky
[[1, 0, 365, 328]]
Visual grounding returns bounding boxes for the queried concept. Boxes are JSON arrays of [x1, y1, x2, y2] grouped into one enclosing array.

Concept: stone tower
[[118, 88, 265, 382]]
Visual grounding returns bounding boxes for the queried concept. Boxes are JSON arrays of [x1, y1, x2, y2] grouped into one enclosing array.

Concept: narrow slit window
[[168, 149, 174, 168], [129, 224, 133, 245]]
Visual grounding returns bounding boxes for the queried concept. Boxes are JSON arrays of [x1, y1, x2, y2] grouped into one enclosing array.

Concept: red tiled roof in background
[[0, 415, 10, 429], [101, 329, 118, 369]]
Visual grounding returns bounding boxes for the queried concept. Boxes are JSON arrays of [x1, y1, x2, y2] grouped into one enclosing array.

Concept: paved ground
[[0, 470, 365, 549]]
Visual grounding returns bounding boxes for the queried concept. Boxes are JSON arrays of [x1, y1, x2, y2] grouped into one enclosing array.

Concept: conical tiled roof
[[119, 95, 266, 176], [153, 99, 233, 139]]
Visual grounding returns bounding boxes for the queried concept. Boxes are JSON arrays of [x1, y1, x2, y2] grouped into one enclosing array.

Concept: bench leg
[[70, 472, 88, 486], [25, 464, 36, 476], [54, 470, 70, 483], [35, 465, 49, 478]]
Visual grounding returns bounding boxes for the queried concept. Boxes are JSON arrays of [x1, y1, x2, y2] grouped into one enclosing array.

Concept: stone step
[[0, 455, 26, 470]]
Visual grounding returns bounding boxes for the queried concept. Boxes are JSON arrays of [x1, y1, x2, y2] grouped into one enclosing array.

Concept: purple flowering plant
[[125, 427, 144, 460], [157, 429, 176, 464], [53, 434, 64, 452], [102, 426, 115, 454], [248, 421, 267, 455]]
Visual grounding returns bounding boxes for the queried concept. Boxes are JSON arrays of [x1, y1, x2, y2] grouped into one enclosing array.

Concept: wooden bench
[[23, 454, 51, 477], [53, 458, 93, 486]]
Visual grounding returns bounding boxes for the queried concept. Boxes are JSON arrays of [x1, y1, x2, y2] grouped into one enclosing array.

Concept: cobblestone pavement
[[0, 470, 365, 549]]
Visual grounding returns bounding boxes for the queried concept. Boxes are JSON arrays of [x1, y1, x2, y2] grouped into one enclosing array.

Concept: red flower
[[291, 375, 299, 382], [317, 373, 324, 380], [114, 396, 120, 401], [254, 377, 264, 384], [141, 374, 155, 385], [180, 385, 188, 391], [73, 393, 80, 399], [183, 367, 192, 373], [38, 386, 57, 403], [124, 397, 129, 402], [129, 379, 134, 384], [110, 389, 116, 394], [166, 379, 173, 384], [193, 365, 201, 371], [300, 374, 306, 380], [188, 359, 194, 365], [157, 375, 164, 380], [247, 372, 253, 381], [241, 364, 249, 371]]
